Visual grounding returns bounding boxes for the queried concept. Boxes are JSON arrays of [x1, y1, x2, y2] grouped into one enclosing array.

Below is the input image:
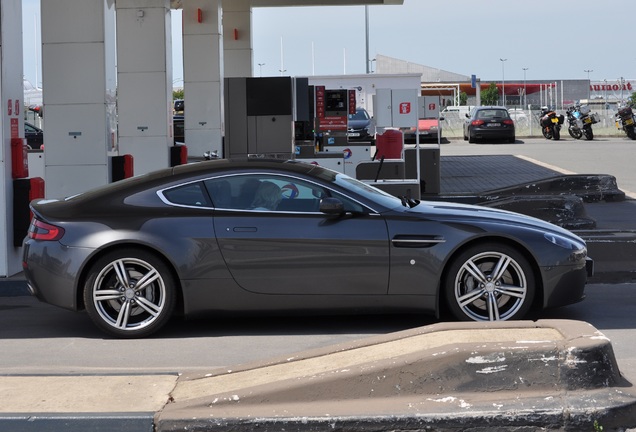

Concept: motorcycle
[[615, 104, 636, 140], [539, 107, 565, 140], [566, 104, 599, 140]]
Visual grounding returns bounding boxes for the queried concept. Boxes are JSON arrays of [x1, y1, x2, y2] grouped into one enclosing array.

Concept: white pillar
[[0, 0, 26, 276], [41, 0, 117, 198], [116, 0, 173, 175], [222, 0, 253, 78], [183, 0, 224, 158]]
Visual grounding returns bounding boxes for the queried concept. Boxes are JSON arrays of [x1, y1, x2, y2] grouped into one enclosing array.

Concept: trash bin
[[374, 128, 403, 160]]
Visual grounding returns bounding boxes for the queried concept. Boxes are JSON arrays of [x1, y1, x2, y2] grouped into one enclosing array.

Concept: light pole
[[500, 58, 507, 107], [584, 69, 593, 100], [522, 67, 528, 109], [257, 63, 265, 77]]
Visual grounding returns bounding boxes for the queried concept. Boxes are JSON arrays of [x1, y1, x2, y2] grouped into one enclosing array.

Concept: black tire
[[83, 248, 176, 338], [553, 126, 560, 140], [508, 136, 516, 144], [542, 127, 552, 140], [468, 131, 476, 143], [568, 127, 582, 140], [627, 126, 636, 140], [583, 126, 594, 140], [444, 243, 535, 321]]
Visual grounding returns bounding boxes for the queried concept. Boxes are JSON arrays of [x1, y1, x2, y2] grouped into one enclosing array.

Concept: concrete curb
[[155, 320, 636, 431]]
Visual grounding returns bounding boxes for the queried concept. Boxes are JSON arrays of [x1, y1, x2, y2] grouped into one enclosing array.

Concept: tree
[[459, 91, 468, 106], [481, 82, 499, 105], [630, 92, 636, 107], [173, 88, 184, 100]]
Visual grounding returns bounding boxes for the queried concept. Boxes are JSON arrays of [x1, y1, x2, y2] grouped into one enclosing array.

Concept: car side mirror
[[439, 116, 445, 121], [465, 113, 470, 118], [319, 197, 344, 215]]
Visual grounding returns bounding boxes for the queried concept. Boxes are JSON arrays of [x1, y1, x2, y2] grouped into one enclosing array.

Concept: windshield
[[308, 165, 404, 210], [348, 109, 369, 121]]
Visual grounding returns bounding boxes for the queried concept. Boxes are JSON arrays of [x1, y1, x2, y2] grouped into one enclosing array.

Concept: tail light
[[471, 120, 485, 126], [503, 119, 514, 125], [28, 217, 65, 241]]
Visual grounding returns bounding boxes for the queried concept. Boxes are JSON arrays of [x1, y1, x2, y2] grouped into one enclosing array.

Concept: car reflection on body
[[463, 106, 516, 143], [23, 158, 591, 338]]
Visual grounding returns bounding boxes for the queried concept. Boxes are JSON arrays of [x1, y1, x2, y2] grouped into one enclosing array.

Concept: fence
[[440, 108, 626, 139]]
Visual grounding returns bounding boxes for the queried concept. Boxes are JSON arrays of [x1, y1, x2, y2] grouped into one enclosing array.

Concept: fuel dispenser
[[309, 87, 371, 176]]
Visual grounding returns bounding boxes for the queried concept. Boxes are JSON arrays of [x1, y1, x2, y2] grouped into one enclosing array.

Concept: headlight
[[544, 232, 585, 250]]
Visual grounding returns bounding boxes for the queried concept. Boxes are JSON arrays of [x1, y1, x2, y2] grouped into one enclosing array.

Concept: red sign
[[428, 103, 436, 111], [10, 118, 19, 138], [348, 90, 356, 115], [318, 115, 347, 131], [399, 102, 411, 114], [315, 86, 325, 118]]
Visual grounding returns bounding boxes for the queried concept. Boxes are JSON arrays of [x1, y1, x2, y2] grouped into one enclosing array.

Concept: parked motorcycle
[[566, 104, 599, 140], [539, 107, 565, 140], [615, 104, 636, 140]]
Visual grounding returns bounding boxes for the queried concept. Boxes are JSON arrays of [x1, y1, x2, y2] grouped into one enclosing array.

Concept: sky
[[21, 0, 634, 89]]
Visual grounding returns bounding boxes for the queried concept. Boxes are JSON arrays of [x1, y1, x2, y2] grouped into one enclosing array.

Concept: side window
[[162, 182, 211, 207], [204, 174, 346, 213]]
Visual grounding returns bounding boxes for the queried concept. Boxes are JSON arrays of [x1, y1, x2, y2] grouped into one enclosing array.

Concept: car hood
[[348, 119, 370, 129], [401, 200, 582, 240]]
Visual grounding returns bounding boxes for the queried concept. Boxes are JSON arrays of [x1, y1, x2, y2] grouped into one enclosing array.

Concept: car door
[[205, 173, 390, 295]]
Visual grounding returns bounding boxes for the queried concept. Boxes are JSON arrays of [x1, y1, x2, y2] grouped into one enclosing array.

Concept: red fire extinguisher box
[[13, 177, 45, 247], [11, 137, 29, 179]]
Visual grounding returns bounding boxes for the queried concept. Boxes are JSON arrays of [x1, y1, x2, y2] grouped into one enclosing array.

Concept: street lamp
[[257, 63, 265, 77], [522, 67, 529, 109], [500, 58, 507, 107], [584, 69, 593, 99]]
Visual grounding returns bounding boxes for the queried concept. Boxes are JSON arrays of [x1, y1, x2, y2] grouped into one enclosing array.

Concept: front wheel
[[444, 243, 536, 321], [542, 126, 552, 140], [83, 249, 176, 338], [568, 126, 582, 139]]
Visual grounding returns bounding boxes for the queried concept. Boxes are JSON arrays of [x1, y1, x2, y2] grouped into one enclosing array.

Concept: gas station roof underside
[[170, 0, 403, 8]]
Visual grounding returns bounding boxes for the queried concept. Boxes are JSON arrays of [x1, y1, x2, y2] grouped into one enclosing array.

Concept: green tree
[[629, 92, 636, 107], [173, 88, 184, 100], [481, 82, 499, 105], [459, 91, 468, 106]]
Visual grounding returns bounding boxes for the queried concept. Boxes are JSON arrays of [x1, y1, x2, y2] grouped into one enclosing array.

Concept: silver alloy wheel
[[91, 257, 167, 332], [453, 251, 527, 321]]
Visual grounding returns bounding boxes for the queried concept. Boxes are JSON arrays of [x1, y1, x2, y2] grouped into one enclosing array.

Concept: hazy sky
[[21, 0, 634, 88]]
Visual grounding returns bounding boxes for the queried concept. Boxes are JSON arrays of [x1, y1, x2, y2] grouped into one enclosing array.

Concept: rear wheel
[[444, 243, 535, 321], [553, 126, 560, 140], [468, 131, 476, 143], [583, 126, 594, 140], [627, 126, 636, 140], [83, 249, 176, 338]]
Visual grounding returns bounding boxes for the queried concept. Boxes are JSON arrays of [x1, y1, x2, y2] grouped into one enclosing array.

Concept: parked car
[[347, 107, 375, 143], [25, 122, 44, 150], [23, 158, 591, 338], [404, 118, 443, 143], [463, 106, 516, 143]]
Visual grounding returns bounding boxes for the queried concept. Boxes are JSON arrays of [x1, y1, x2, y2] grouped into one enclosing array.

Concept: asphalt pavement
[[3, 151, 636, 431]]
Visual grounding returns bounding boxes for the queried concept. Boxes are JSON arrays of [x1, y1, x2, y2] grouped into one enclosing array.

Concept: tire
[[552, 126, 560, 140], [583, 126, 594, 140], [83, 248, 176, 338], [627, 126, 636, 140], [568, 126, 582, 140], [468, 131, 476, 143], [444, 243, 535, 321], [508, 136, 516, 144], [542, 127, 552, 140]]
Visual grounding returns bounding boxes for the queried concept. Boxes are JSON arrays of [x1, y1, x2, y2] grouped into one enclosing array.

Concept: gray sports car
[[23, 159, 592, 338]]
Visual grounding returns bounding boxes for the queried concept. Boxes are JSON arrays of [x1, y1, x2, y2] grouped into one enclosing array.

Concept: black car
[[23, 159, 590, 338], [463, 106, 516, 143], [347, 107, 375, 143], [25, 122, 44, 150]]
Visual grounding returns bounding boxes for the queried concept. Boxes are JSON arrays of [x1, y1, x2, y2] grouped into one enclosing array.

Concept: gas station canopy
[[170, 0, 402, 7]]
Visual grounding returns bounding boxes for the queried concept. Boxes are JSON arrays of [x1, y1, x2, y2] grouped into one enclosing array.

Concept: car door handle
[[391, 235, 445, 248], [232, 227, 257, 232]]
